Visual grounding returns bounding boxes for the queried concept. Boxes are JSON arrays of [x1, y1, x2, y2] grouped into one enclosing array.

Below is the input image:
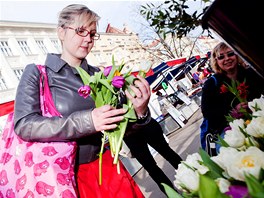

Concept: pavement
[[132, 108, 203, 198]]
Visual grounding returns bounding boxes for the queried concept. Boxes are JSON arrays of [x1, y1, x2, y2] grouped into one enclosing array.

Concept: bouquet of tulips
[[76, 56, 146, 184]]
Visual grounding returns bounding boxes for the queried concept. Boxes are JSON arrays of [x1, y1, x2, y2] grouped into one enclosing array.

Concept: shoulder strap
[[211, 75, 218, 86], [36, 65, 62, 117]]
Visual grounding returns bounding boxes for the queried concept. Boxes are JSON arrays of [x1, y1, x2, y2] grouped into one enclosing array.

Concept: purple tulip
[[225, 185, 248, 198], [78, 85, 91, 99], [230, 108, 244, 119], [223, 126, 231, 132], [112, 76, 125, 88], [103, 66, 112, 77]]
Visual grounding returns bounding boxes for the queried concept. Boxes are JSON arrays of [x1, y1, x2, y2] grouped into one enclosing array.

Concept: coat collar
[[44, 53, 90, 74]]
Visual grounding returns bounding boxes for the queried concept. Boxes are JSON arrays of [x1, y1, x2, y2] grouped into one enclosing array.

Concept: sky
[[0, 0, 162, 34]]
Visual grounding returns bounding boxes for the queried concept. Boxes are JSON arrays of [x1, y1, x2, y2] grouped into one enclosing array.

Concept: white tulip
[[185, 153, 209, 174], [224, 119, 246, 148], [211, 147, 237, 173], [215, 178, 231, 193], [248, 95, 264, 117], [174, 163, 199, 192], [214, 147, 264, 181], [246, 116, 264, 138]]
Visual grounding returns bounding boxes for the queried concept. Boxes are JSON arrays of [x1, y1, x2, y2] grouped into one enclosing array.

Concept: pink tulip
[[78, 85, 91, 99], [103, 66, 112, 77]]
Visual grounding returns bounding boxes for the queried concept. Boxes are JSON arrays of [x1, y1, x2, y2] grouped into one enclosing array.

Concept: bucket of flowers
[[164, 79, 264, 198]]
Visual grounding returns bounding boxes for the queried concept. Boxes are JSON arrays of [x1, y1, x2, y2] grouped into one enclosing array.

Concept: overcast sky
[[0, 0, 163, 34]]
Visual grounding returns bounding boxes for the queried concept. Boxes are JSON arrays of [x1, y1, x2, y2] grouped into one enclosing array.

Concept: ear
[[57, 27, 65, 41]]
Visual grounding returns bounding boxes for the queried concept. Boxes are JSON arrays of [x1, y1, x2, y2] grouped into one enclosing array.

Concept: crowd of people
[[2, 3, 264, 198]]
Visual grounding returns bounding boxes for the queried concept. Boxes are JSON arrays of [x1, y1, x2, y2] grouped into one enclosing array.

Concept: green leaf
[[113, 118, 129, 164], [99, 79, 116, 94], [76, 66, 91, 85], [161, 183, 183, 198], [123, 104, 137, 120], [217, 134, 229, 147], [199, 149, 224, 179], [125, 75, 136, 86], [199, 175, 229, 198], [138, 70, 146, 78], [92, 72, 102, 84], [245, 173, 264, 198], [108, 55, 118, 79], [95, 91, 104, 107]]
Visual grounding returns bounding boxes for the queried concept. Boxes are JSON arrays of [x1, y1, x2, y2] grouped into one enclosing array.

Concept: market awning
[[0, 101, 14, 116], [150, 56, 209, 91], [145, 57, 187, 85]]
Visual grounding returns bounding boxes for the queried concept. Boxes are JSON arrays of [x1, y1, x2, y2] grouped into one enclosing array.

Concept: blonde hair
[[58, 4, 100, 28], [210, 42, 244, 74]]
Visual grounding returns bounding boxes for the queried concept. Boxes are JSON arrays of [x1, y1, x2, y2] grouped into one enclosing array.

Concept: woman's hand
[[125, 75, 151, 117], [92, 105, 127, 131]]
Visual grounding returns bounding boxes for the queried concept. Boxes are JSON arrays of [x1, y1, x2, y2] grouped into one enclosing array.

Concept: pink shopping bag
[[0, 65, 78, 197]]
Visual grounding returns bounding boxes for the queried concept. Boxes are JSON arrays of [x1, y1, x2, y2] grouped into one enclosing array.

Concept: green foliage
[[199, 175, 229, 198], [162, 183, 183, 198], [245, 170, 264, 198], [199, 149, 224, 179], [140, 0, 212, 39]]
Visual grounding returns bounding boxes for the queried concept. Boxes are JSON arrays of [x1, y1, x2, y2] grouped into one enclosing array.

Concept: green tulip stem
[[99, 132, 106, 185]]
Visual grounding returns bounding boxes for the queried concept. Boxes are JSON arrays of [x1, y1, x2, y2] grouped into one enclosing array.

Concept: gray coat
[[14, 53, 150, 165]]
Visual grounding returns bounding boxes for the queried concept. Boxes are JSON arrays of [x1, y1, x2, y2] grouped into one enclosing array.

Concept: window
[[51, 39, 61, 53], [0, 41, 13, 56], [36, 40, 48, 54], [0, 75, 8, 90], [13, 69, 24, 80], [17, 40, 32, 55], [94, 53, 105, 63], [107, 38, 113, 45]]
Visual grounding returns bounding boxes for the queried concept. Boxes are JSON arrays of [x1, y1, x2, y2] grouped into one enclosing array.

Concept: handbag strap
[[37, 65, 62, 117], [211, 75, 218, 86]]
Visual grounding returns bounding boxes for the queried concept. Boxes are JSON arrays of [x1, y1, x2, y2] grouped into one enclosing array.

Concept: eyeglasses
[[216, 51, 236, 60], [65, 27, 100, 40]]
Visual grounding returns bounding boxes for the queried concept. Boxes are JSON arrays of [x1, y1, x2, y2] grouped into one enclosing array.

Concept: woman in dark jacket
[[201, 42, 264, 151]]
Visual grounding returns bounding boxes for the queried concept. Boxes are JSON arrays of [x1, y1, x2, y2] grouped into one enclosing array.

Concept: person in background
[[156, 90, 165, 106], [200, 41, 264, 152], [156, 90, 169, 116], [176, 84, 188, 96], [192, 71, 201, 83], [124, 118, 182, 195], [14, 4, 151, 197]]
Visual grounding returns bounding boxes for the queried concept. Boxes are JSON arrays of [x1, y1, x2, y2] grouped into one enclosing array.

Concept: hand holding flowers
[[220, 79, 252, 122], [76, 56, 151, 185]]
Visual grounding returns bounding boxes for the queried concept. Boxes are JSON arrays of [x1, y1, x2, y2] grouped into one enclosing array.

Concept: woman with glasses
[[14, 4, 151, 197], [200, 42, 264, 154]]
